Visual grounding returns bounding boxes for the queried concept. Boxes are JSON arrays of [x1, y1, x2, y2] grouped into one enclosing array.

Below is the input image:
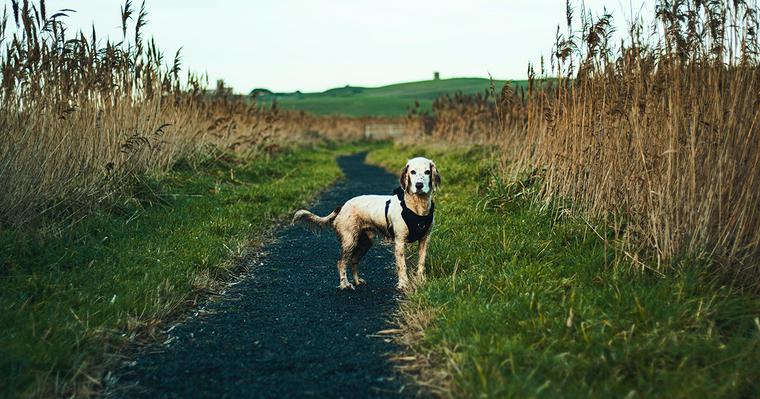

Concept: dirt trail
[[106, 153, 413, 398]]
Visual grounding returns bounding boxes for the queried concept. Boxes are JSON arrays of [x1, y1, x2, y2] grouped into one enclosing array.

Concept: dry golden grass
[[0, 1, 382, 230], [391, 299, 452, 397], [409, 0, 760, 287]]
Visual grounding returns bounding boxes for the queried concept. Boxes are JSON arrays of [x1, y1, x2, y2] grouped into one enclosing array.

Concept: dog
[[293, 157, 441, 291]]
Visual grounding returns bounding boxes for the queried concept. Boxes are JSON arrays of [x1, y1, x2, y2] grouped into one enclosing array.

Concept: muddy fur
[[294, 157, 441, 291]]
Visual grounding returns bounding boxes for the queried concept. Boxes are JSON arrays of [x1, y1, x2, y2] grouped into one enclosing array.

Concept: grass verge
[[0, 144, 368, 398], [368, 144, 760, 398]]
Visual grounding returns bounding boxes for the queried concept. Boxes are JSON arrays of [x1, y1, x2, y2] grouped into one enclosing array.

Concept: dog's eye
[[424, 170, 431, 175], [410, 170, 416, 175]]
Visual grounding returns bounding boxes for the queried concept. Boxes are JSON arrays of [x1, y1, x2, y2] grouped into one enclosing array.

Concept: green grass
[[254, 78, 525, 117], [0, 144, 369, 398], [367, 144, 760, 398]]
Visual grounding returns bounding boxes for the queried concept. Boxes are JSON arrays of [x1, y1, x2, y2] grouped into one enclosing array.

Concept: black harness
[[385, 187, 435, 243]]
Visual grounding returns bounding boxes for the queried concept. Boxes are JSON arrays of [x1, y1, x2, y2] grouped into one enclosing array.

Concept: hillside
[[252, 78, 527, 117]]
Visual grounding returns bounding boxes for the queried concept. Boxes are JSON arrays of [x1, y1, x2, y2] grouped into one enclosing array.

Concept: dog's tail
[[292, 206, 341, 231]]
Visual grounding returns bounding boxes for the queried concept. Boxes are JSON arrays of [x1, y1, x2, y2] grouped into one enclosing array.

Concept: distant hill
[[251, 78, 528, 117]]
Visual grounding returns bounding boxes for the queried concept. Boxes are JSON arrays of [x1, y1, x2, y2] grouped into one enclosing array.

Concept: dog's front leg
[[416, 233, 430, 283], [394, 237, 410, 291]]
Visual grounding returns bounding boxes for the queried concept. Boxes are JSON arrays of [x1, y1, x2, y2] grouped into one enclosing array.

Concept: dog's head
[[400, 157, 441, 196]]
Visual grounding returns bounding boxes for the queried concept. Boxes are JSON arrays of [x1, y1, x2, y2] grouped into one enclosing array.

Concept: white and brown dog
[[293, 157, 440, 291]]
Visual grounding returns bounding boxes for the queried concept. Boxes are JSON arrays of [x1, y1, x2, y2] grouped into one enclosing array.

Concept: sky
[[39, 1, 656, 93]]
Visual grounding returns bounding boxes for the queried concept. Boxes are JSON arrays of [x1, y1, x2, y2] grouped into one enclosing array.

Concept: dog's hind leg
[[350, 232, 373, 286], [337, 230, 358, 290]]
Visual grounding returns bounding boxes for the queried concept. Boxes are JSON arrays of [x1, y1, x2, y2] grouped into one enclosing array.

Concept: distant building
[[365, 124, 405, 140], [433, 71, 440, 80]]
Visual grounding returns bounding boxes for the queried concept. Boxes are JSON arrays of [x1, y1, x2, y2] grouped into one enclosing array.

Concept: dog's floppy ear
[[400, 163, 410, 192], [430, 161, 441, 191]]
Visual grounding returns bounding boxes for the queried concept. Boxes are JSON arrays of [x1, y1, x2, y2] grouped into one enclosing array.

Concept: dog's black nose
[[415, 182, 424, 190]]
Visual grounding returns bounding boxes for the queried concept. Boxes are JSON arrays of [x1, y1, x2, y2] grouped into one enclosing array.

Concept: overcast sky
[[39, 1, 656, 93]]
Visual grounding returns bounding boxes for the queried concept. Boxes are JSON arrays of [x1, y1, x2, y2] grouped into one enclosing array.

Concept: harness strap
[[384, 199, 394, 237], [388, 187, 435, 243]]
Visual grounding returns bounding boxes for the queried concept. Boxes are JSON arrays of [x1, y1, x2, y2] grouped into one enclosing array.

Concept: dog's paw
[[338, 282, 355, 291], [354, 277, 367, 286], [396, 280, 411, 292]]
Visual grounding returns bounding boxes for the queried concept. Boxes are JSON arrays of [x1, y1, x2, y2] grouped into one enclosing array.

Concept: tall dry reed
[[414, 0, 760, 286], [0, 1, 267, 227], [0, 1, 372, 229]]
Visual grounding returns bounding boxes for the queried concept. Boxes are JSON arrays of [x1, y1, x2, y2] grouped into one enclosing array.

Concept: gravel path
[[107, 152, 412, 398]]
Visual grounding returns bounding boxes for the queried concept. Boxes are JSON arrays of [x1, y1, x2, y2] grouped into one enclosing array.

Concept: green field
[[253, 78, 526, 117]]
